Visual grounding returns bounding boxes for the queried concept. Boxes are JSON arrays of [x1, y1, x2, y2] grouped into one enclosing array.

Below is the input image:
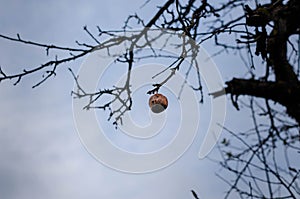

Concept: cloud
[[0, 1, 229, 199]]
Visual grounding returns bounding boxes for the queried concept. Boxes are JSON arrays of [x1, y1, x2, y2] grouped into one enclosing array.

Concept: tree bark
[[225, 78, 300, 124], [225, 0, 300, 124]]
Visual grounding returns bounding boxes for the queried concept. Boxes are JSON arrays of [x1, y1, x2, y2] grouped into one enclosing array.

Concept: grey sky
[[0, 1, 253, 199]]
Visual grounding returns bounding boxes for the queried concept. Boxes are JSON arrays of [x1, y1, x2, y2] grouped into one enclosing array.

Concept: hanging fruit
[[148, 93, 168, 113]]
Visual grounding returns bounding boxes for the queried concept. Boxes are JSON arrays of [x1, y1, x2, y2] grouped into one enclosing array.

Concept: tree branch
[[225, 78, 300, 124]]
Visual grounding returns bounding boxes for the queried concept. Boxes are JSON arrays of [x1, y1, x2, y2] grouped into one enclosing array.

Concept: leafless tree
[[1, 0, 299, 198]]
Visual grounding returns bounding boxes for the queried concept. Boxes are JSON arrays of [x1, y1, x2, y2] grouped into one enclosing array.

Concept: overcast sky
[[0, 1, 253, 199]]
